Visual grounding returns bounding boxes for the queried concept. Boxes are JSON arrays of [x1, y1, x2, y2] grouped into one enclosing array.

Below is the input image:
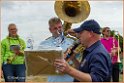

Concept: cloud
[[89, 1, 123, 6], [1, 1, 123, 42], [1, 1, 15, 9], [88, 1, 123, 32], [1, 1, 56, 40]]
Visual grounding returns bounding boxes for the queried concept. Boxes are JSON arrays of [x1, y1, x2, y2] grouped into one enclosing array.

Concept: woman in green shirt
[[1, 23, 26, 82]]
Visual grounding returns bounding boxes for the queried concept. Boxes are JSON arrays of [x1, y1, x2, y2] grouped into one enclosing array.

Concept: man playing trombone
[[101, 27, 120, 82]]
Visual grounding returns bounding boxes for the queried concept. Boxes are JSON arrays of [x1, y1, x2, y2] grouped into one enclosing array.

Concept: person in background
[[54, 19, 112, 82], [39, 17, 76, 82], [1, 23, 26, 82], [101, 27, 120, 82]]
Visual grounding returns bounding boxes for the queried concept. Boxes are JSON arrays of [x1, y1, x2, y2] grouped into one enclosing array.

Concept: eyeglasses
[[106, 30, 110, 32]]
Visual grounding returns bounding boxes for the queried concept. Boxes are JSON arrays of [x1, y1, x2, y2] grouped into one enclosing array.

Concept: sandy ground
[[1, 75, 48, 82], [1, 74, 123, 82]]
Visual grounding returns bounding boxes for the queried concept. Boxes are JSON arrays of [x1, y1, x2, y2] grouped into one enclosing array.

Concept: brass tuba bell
[[54, 1, 90, 23], [54, 1, 90, 61], [54, 0, 90, 35]]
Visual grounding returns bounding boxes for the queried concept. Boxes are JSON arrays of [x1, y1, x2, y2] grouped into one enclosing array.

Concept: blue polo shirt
[[39, 35, 75, 82], [74, 40, 112, 82]]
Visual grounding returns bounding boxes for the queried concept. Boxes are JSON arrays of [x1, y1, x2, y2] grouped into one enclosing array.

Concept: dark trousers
[[112, 63, 119, 82], [2, 64, 26, 82]]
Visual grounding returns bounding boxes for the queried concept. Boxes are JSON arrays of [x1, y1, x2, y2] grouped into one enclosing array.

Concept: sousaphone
[[54, 0, 90, 32], [54, 0, 90, 61]]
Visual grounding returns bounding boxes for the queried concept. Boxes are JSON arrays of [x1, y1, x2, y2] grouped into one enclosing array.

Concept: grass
[[119, 74, 123, 82]]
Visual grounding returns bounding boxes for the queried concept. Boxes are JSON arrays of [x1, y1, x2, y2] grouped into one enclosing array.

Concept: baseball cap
[[73, 19, 101, 34]]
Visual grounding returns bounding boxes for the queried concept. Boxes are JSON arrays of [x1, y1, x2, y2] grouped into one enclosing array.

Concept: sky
[[1, 0, 123, 45]]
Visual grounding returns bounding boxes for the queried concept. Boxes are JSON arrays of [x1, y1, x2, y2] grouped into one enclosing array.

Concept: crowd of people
[[1, 17, 123, 82]]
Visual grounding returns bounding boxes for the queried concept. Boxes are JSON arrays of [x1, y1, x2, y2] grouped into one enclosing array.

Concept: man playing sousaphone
[[39, 17, 80, 82]]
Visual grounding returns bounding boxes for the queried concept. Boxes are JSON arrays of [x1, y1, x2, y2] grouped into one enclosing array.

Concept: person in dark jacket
[[54, 19, 112, 82]]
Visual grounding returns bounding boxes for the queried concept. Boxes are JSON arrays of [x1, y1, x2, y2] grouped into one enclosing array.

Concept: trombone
[[116, 31, 121, 63], [113, 31, 121, 63]]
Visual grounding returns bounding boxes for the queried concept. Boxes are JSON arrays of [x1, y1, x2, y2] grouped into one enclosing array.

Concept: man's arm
[[54, 59, 92, 82], [68, 66, 92, 82], [54, 53, 111, 82]]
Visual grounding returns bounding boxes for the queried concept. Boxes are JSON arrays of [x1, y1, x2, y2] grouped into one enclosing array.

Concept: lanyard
[[54, 32, 65, 47]]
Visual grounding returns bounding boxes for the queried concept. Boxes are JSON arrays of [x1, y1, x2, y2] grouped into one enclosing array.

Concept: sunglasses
[[105, 29, 110, 32]]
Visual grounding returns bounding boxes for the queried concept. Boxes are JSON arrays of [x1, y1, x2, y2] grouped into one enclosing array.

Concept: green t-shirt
[[1, 36, 26, 64]]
